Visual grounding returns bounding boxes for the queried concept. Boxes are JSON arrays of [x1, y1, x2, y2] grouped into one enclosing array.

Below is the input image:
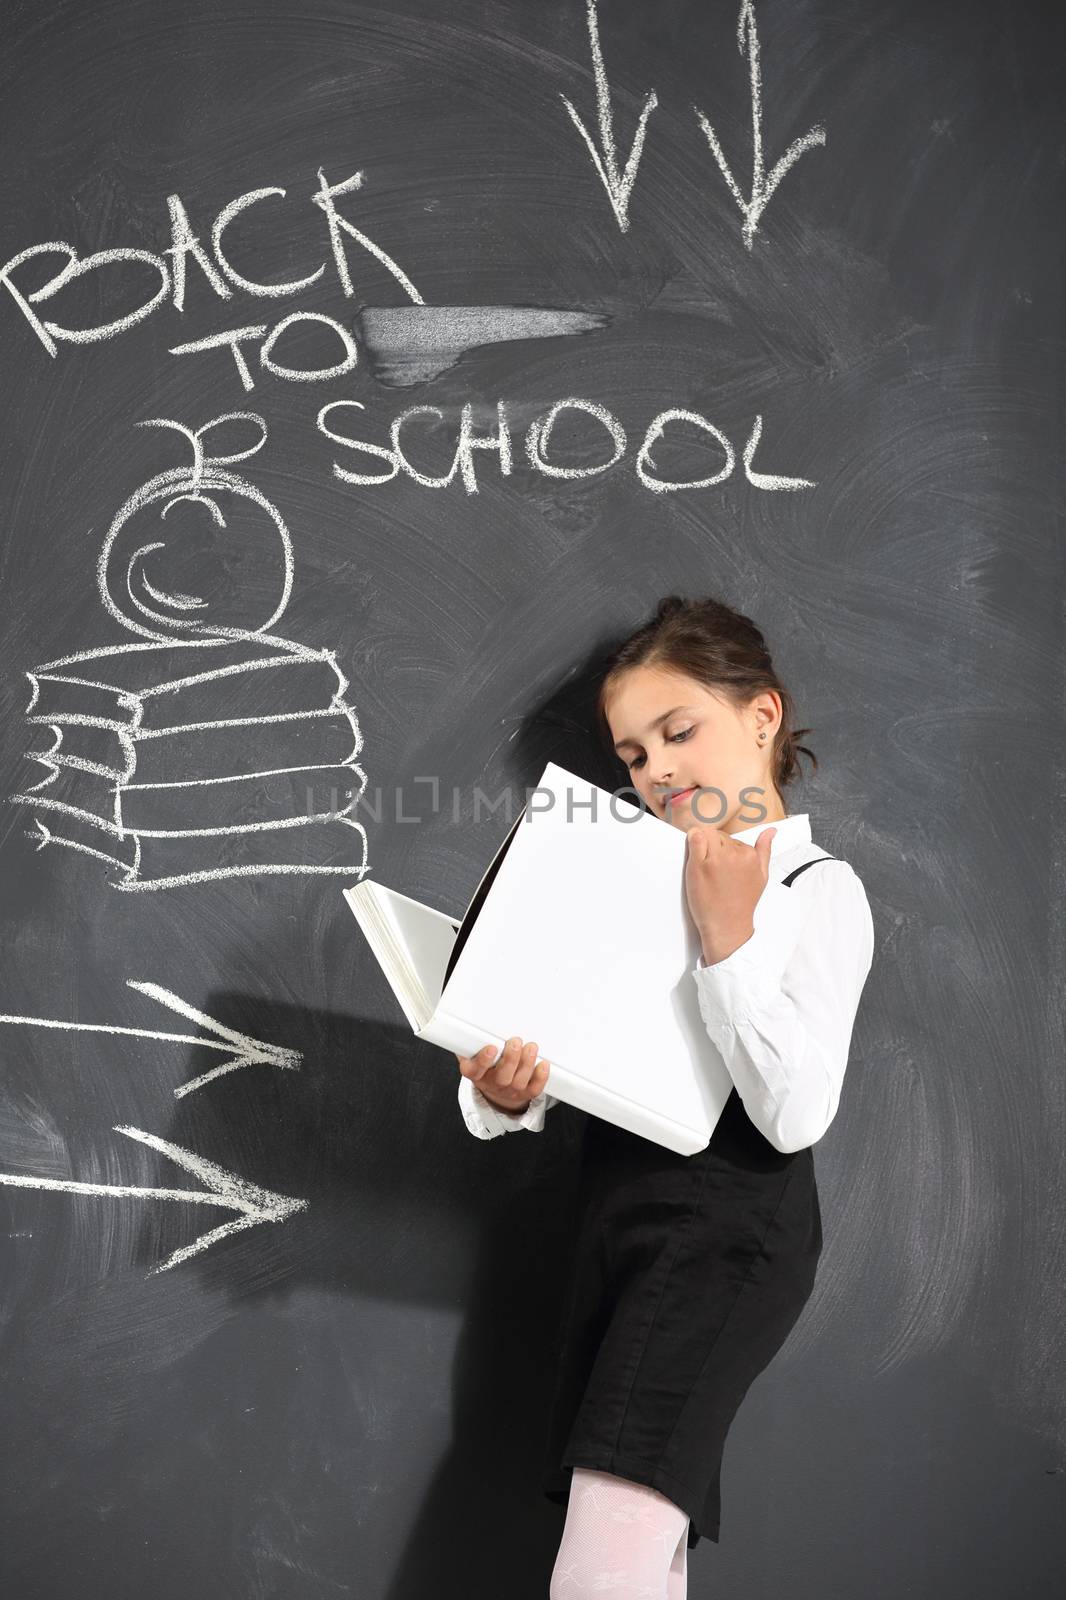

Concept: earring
[[758, 731, 766, 741]]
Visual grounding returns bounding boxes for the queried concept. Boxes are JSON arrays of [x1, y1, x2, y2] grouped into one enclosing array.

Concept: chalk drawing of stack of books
[[13, 412, 369, 892]]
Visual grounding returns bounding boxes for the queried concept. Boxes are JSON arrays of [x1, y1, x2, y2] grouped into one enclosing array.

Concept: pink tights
[[549, 1468, 690, 1598]]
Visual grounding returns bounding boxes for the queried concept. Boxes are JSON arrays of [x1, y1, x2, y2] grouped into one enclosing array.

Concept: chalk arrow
[[560, 0, 658, 233], [0, 979, 301, 1099], [0, 1125, 308, 1275], [694, 0, 826, 250]]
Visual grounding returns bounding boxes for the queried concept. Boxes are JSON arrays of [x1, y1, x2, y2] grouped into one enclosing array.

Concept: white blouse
[[456, 812, 875, 1155]]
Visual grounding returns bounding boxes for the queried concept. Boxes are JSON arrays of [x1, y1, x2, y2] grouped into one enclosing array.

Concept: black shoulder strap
[[781, 853, 837, 887]]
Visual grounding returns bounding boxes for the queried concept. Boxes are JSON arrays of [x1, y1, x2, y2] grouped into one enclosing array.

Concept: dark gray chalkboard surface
[[1, 2, 1063, 1596]]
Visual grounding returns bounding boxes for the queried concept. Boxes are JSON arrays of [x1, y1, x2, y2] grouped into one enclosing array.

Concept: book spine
[[554, 1073, 710, 1157], [415, 1010, 503, 1061]]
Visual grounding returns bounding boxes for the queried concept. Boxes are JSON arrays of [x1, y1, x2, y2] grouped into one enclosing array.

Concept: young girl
[[455, 594, 876, 1598]]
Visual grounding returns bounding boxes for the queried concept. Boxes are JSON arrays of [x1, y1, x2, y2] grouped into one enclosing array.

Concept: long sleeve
[[457, 1070, 560, 1140], [691, 863, 875, 1154]]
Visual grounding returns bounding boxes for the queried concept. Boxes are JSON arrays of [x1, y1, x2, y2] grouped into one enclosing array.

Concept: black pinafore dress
[[540, 855, 835, 1550]]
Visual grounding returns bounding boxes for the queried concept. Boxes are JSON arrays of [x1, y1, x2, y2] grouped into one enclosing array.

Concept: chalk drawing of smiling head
[[98, 411, 294, 641]]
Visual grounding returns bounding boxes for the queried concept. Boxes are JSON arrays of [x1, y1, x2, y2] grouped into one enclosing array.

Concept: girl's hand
[[455, 1037, 551, 1115], [685, 825, 777, 965]]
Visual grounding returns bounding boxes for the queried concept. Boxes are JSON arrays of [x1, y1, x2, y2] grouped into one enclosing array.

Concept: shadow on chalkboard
[[382, 628, 636, 845], [509, 635, 630, 801], [123, 989, 590, 1592]]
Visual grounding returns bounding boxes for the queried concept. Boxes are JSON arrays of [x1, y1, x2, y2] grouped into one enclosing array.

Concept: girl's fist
[[455, 1037, 551, 1114], [685, 824, 776, 965]]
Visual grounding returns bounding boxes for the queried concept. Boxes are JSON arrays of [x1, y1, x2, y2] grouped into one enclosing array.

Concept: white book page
[[438, 771, 733, 1130], [345, 883, 459, 1031]]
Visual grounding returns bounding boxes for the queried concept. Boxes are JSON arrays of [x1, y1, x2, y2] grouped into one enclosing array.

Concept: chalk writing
[[0, 166, 421, 357], [320, 398, 815, 495]]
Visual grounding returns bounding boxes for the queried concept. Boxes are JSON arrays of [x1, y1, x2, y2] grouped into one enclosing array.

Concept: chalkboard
[[1, 2, 1063, 1595]]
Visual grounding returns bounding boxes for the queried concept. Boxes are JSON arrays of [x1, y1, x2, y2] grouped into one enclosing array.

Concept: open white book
[[342, 760, 737, 1155]]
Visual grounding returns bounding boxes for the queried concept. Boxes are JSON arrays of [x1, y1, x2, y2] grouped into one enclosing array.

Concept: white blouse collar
[[730, 812, 811, 855]]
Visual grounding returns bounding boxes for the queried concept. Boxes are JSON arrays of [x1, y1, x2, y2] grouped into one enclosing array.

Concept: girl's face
[[604, 664, 784, 832]]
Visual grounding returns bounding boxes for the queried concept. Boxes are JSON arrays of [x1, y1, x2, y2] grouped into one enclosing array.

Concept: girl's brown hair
[[595, 594, 818, 797]]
